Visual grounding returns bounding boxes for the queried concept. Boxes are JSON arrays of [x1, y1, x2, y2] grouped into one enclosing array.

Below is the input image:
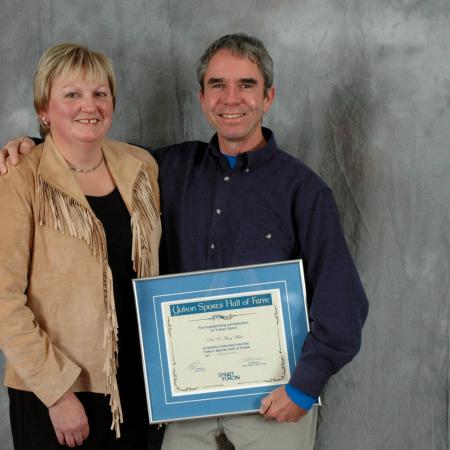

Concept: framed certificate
[[133, 260, 310, 423]]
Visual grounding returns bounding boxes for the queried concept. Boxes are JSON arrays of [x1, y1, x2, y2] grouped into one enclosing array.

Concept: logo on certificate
[[218, 371, 241, 382]]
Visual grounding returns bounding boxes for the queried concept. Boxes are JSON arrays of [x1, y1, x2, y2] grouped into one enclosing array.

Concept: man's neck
[[218, 134, 267, 156]]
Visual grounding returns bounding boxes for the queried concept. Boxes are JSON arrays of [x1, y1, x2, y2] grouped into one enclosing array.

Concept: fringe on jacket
[[36, 167, 158, 437]]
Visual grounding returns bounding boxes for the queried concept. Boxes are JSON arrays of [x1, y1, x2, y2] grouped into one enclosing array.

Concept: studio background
[[1, 1, 449, 449]]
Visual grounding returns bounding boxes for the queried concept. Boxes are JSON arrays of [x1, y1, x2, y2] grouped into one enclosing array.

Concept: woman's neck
[[50, 134, 104, 171]]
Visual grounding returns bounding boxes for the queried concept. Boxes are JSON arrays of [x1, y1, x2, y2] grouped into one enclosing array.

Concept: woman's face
[[42, 73, 114, 149]]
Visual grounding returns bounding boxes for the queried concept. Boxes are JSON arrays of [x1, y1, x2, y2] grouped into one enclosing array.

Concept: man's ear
[[263, 86, 276, 113], [198, 89, 205, 110]]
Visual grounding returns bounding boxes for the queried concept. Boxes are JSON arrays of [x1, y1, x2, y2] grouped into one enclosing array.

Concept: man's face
[[199, 49, 275, 155]]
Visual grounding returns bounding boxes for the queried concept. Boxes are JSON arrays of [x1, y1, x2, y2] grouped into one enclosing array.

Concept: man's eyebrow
[[205, 77, 258, 86], [206, 78, 225, 85], [239, 78, 258, 85]]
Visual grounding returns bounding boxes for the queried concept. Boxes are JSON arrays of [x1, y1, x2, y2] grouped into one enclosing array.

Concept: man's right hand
[[0, 137, 36, 175], [48, 390, 90, 447]]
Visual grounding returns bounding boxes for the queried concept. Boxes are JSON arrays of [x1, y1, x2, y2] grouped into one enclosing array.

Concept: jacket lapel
[[37, 135, 91, 209], [101, 139, 144, 214]]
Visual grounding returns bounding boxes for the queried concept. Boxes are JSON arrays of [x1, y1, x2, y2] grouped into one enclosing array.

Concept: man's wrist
[[285, 383, 318, 411]]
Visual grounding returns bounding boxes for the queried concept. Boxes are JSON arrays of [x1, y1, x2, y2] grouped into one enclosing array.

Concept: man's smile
[[219, 113, 246, 119]]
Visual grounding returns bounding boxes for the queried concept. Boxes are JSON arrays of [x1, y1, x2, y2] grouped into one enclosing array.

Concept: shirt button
[[216, 209, 222, 215], [245, 168, 250, 173], [210, 243, 215, 250], [224, 176, 230, 182]]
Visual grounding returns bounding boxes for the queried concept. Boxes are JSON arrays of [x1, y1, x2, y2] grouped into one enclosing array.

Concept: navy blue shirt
[[152, 128, 368, 397]]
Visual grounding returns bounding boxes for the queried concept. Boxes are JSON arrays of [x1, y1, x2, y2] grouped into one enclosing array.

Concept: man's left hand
[[259, 386, 308, 422]]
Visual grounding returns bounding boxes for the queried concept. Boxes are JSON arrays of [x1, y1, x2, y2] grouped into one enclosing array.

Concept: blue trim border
[[133, 260, 309, 423]]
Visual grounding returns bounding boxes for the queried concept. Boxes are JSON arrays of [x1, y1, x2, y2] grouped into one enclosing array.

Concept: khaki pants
[[162, 406, 318, 450]]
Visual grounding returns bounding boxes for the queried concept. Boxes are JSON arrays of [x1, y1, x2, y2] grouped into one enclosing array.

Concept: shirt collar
[[207, 127, 278, 170]]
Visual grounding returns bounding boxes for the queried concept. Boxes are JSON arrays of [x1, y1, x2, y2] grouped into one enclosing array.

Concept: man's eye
[[240, 84, 252, 89], [211, 83, 224, 89]]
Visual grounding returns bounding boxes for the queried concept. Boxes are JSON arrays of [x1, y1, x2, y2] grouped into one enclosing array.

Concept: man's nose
[[222, 85, 240, 104]]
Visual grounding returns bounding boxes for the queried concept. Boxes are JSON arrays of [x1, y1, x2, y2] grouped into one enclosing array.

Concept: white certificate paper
[[163, 289, 289, 395]]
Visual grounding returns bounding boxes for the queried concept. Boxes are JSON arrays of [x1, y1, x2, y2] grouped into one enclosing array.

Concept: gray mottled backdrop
[[1, 1, 449, 449]]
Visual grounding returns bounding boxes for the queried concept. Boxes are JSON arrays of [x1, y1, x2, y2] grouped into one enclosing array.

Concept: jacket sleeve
[[289, 186, 369, 397], [0, 163, 81, 407]]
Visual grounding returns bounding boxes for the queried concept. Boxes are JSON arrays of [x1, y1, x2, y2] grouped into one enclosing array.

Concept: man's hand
[[260, 386, 308, 423], [48, 391, 89, 447], [0, 137, 35, 175]]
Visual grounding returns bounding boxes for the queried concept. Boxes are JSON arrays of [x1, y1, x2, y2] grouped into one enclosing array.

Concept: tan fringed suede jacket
[[0, 136, 161, 436]]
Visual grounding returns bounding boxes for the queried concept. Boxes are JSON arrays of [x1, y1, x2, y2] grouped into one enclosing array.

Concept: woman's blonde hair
[[33, 43, 116, 137]]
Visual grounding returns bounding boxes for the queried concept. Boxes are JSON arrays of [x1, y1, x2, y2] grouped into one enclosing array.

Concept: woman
[[0, 43, 161, 449]]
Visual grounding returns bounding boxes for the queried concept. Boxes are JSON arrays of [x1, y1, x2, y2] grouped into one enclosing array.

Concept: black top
[[86, 188, 146, 418]]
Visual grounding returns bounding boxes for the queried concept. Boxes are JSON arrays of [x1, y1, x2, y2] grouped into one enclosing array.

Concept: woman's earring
[[41, 116, 48, 126]]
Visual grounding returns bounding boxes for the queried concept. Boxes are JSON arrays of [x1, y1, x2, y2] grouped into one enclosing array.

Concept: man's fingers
[[0, 137, 35, 175], [19, 138, 35, 156], [0, 137, 32, 166], [0, 158, 7, 175], [0, 150, 10, 175], [259, 395, 272, 415], [11, 139, 32, 164]]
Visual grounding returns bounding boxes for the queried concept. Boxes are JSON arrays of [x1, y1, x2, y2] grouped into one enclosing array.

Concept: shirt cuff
[[285, 384, 318, 411]]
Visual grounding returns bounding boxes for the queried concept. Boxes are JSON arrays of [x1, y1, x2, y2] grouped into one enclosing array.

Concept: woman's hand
[[48, 390, 90, 447], [0, 137, 35, 175]]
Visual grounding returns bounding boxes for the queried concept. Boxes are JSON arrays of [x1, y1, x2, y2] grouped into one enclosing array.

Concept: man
[[0, 34, 368, 450]]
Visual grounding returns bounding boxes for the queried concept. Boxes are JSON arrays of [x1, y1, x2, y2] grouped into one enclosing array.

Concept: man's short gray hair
[[196, 33, 274, 96]]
